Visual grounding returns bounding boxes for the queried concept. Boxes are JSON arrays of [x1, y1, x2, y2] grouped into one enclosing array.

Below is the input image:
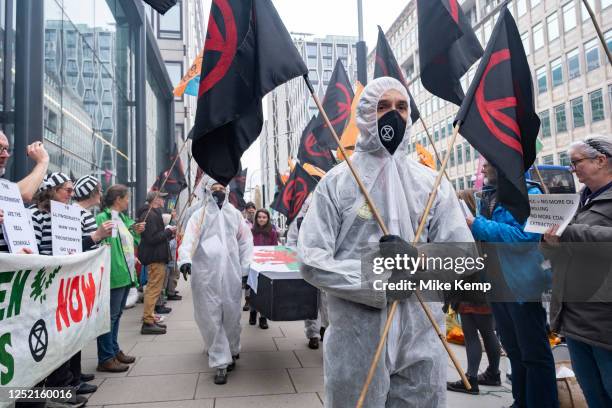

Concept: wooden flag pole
[[302, 75, 470, 404], [532, 164, 550, 195], [142, 141, 189, 223], [356, 122, 470, 408], [419, 117, 450, 182], [582, 0, 612, 66]]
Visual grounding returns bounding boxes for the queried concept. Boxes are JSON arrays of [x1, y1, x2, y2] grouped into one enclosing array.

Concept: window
[[540, 110, 551, 138], [517, 0, 527, 16], [307, 56, 317, 68], [337, 44, 348, 56], [521, 31, 530, 55], [434, 124, 439, 142], [532, 0, 541, 7], [474, 149, 480, 159], [321, 44, 332, 56], [165, 61, 183, 100], [306, 43, 318, 57], [547, 13, 559, 42], [559, 152, 570, 166], [536, 66, 547, 94], [440, 124, 446, 140], [555, 104, 567, 133], [567, 48, 580, 79], [551, 58, 563, 87], [450, 150, 455, 167], [604, 0, 612, 10], [308, 69, 318, 84], [585, 38, 600, 71], [562, 2, 576, 32], [571, 97, 585, 128], [322, 57, 332, 68], [605, 30, 612, 51], [581, 0, 594, 21], [158, 0, 182, 39], [533, 23, 544, 50], [322, 70, 332, 84], [458, 177, 465, 190], [543, 154, 554, 165], [457, 144, 463, 165], [589, 89, 604, 122]]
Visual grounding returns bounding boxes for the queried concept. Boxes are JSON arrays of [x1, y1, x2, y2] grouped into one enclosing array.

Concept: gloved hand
[[180, 263, 191, 281], [379, 235, 419, 302]]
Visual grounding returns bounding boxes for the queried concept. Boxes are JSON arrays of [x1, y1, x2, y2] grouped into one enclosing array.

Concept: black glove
[[180, 263, 191, 281], [379, 235, 419, 301]]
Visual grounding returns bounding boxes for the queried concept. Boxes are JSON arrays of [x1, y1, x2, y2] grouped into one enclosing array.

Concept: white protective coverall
[[298, 77, 474, 407], [286, 195, 328, 339], [178, 178, 253, 369]]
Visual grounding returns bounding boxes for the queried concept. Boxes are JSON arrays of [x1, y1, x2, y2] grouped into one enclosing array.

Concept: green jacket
[[96, 208, 141, 289]]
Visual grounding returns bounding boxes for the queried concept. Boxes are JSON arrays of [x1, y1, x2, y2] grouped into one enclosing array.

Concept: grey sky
[[244, 0, 409, 198]]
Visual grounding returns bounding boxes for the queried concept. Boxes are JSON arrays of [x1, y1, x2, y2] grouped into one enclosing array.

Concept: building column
[[13, 0, 44, 179], [135, 18, 147, 208]]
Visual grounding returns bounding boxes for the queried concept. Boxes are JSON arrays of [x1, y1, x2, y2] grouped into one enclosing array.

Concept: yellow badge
[[357, 202, 373, 220]]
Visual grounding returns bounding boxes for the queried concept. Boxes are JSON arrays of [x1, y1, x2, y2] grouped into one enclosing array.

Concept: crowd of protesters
[[1, 129, 611, 406]]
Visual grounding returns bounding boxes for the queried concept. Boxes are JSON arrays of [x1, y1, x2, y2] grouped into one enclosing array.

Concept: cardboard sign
[[50, 201, 82, 256], [0, 248, 110, 393], [0, 179, 38, 254], [525, 194, 580, 236]]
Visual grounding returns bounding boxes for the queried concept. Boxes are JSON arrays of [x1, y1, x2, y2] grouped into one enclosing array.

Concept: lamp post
[[356, 0, 368, 85]]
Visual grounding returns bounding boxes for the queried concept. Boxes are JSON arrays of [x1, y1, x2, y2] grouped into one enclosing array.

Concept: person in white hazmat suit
[[298, 77, 474, 407], [286, 194, 328, 350], [178, 177, 253, 385]]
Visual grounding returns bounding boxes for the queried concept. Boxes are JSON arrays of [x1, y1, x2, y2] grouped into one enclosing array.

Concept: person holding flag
[[178, 177, 253, 385], [298, 77, 473, 407]]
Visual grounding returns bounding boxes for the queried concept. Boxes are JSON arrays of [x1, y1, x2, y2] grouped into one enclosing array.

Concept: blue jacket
[[472, 183, 551, 301]]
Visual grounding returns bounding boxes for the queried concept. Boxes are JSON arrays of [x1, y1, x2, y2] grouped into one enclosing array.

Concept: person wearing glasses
[[543, 135, 612, 408], [0, 131, 49, 253]]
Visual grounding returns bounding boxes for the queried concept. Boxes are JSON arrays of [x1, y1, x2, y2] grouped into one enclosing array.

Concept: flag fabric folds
[[336, 81, 364, 161], [374, 26, 420, 123], [271, 163, 317, 224], [174, 50, 204, 97], [298, 117, 336, 172], [455, 6, 540, 223], [143, 0, 178, 15], [151, 146, 188, 196], [192, 0, 308, 185], [311, 59, 354, 150], [417, 0, 483, 105], [228, 167, 247, 211], [416, 143, 436, 170]]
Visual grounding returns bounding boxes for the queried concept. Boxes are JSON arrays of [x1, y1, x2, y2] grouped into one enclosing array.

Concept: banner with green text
[[0, 247, 110, 390]]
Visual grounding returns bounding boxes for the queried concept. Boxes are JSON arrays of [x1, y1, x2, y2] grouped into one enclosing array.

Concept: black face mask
[[377, 110, 406, 155], [212, 190, 226, 209]]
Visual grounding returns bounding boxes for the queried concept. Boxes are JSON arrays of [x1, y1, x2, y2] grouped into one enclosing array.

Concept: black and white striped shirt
[[0, 225, 8, 253]]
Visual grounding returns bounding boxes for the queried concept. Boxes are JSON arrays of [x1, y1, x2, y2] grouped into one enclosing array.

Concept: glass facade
[[43, 0, 136, 187]]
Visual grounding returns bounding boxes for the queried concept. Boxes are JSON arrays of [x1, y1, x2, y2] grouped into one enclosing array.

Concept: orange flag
[[416, 143, 436, 170], [173, 50, 204, 97], [336, 82, 364, 161]]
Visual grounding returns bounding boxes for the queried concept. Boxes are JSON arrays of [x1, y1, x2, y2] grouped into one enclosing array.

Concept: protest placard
[[50, 201, 82, 256], [525, 194, 580, 236], [0, 179, 38, 254], [0, 248, 110, 397]]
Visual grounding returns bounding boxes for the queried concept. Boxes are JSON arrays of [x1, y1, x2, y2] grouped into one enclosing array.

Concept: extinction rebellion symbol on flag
[[29, 319, 48, 362]]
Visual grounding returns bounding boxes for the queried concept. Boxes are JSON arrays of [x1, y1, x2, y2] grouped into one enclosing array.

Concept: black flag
[[192, 0, 308, 185], [455, 6, 540, 223], [228, 167, 247, 210], [151, 146, 188, 196], [417, 0, 483, 105], [374, 26, 420, 123], [271, 163, 317, 224], [143, 0, 178, 15], [298, 116, 336, 172], [311, 59, 354, 150]]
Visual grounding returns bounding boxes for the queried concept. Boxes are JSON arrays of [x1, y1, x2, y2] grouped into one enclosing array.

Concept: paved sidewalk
[[80, 282, 513, 407]]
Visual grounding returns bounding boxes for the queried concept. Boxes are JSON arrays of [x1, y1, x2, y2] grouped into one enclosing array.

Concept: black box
[[250, 271, 319, 321]]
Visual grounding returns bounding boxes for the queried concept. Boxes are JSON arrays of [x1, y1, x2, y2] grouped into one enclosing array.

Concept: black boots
[[259, 317, 268, 330], [478, 369, 501, 386], [249, 311, 257, 325], [214, 368, 227, 385]]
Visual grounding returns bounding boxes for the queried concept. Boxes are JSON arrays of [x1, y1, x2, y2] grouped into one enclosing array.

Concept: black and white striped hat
[[74, 175, 100, 199], [41, 172, 71, 191]]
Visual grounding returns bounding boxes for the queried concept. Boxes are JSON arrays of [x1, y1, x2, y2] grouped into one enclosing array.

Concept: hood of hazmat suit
[[178, 176, 253, 369], [298, 77, 474, 407]]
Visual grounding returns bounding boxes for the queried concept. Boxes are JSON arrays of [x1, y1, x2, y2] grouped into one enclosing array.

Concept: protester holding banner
[[298, 77, 473, 407], [95, 184, 145, 373], [178, 177, 253, 385], [543, 135, 612, 408], [30, 172, 75, 255], [468, 162, 558, 407], [248, 208, 278, 329]]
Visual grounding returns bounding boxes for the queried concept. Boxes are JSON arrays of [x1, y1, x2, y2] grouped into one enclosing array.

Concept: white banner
[[525, 194, 580, 236], [50, 201, 82, 256], [0, 180, 38, 254], [0, 247, 110, 393], [247, 246, 300, 293]]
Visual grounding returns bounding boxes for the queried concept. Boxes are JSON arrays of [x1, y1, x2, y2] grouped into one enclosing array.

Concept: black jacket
[[137, 205, 172, 265], [542, 187, 612, 350]]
